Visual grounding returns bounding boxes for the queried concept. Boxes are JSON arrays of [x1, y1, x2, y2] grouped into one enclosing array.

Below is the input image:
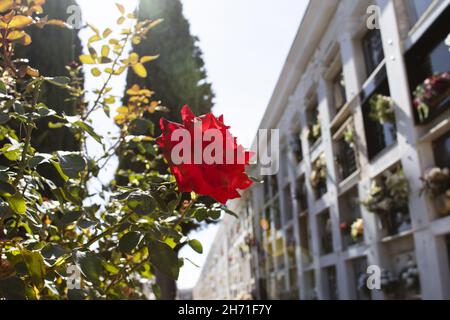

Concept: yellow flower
[[351, 218, 364, 240]]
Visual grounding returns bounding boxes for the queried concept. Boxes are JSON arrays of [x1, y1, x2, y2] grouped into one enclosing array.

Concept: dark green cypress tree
[[125, 0, 214, 124], [16, 0, 83, 152], [120, 0, 215, 300]]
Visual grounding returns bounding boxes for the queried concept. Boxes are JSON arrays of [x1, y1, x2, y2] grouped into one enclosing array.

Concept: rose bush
[[0, 1, 236, 300]]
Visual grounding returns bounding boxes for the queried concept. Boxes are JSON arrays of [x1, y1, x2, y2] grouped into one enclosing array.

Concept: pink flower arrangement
[[413, 71, 450, 122]]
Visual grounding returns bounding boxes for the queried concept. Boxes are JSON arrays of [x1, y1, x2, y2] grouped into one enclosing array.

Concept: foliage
[[362, 166, 410, 215], [14, 0, 84, 153], [413, 72, 450, 122], [369, 94, 395, 124], [0, 1, 223, 300]]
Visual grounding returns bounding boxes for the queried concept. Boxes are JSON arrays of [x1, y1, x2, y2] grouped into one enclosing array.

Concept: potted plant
[[362, 167, 410, 235], [421, 167, 450, 217], [413, 72, 450, 122], [369, 94, 395, 124]]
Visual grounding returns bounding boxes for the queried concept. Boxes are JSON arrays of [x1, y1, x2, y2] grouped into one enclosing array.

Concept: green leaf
[[118, 231, 142, 253], [208, 208, 221, 220], [45, 76, 70, 87], [188, 239, 203, 254], [7, 193, 26, 214], [41, 244, 69, 261], [22, 250, 46, 289], [127, 193, 157, 215], [102, 261, 119, 275], [28, 154, 51, 169], [149, 240, 180, 280], [129, 118, 154, 136], [0, 180, 15, 196], [74, 251, 103, 285], [77, 218, 97, 229], [60, 211, 82, 225], [0, 80, 7, 94], [194, 207, 208, 222], [36, 162, 66, 188], [0, 112, 10, 124], [74, 121, 102, 144], [57, 153, 87, 179], [51, 160, 69, 182], [0, 143, 21, 161]]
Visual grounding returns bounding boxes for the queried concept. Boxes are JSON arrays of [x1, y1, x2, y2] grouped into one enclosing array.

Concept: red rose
[[157, 105, 253, 204]]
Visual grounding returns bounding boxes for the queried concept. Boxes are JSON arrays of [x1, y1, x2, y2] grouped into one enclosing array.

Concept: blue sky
[[76, 0, 308, 290]]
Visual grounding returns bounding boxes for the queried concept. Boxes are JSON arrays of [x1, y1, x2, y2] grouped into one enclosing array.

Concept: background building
[[193, 198, 256, 300], [194, 0, 450, 300]]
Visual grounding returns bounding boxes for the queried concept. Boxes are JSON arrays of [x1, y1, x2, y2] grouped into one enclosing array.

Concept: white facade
[[193, 199, 256, 300], [194, 0, 450, 300]]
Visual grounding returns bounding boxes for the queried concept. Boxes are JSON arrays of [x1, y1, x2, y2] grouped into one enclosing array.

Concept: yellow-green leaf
[[22, 250, 46, 289], [132, 63, 147, 78], [88, 34, 101, 43], [88, 24, 100, 35], [91, 68, 101, 77], [18, 33, 31, 46], [0, 0, 13, 13], [129, 52, 139, 64], [47, 19, 69, 28], [102, 28, 112, 38], [6, 30, 25, 40], [7, 193, 26, 214], [79, 54, 96, 64], [101, 45, 110, 58], [131, 36, 141, 45], [116, 3, 125, 14], [140, 55, 159, 64], [148, 19, 163, 30], [8, 16, 33, 29], [117, 16, 125, 25], [104, 96, 115, 104]]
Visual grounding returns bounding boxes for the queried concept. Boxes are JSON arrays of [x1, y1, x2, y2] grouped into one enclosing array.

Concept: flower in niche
[[157, 105, 253, 204], [351, 218, 364, 240]]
